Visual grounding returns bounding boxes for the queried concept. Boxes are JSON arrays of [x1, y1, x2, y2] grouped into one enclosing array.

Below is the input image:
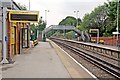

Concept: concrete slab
[[2, 42, 71, 78]]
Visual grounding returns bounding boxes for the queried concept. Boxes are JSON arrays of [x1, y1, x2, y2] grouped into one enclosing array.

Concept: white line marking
[[52, 41, 99, 80]]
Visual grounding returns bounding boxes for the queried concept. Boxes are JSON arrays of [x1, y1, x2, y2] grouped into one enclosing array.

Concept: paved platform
[[2, 40, 95, 78]]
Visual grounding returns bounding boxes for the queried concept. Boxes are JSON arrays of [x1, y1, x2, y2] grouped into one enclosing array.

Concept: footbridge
[[42, 25, 90, 42]]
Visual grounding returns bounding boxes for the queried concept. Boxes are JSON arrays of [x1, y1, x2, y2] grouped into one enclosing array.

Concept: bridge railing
[[43, 25, 90, 42]]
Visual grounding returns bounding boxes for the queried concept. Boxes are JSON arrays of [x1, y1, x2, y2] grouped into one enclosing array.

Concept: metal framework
[[42, 25, 90, 42], [43, 25, 81, 35]]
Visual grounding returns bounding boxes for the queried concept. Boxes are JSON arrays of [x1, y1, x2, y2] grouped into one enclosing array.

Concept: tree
[[59, 16, 81, 27], [58, 0, 120, 37], [30, 24, 36, 31], [36, 17, 46, 31], [80, 13, 91, 30], [80, 1, 119, 36], [81, 5, 108, 33], [104, 0, 120, 36]]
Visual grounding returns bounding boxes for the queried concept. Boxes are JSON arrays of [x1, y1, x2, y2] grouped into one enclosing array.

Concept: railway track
[[51, 38, 120, 79]]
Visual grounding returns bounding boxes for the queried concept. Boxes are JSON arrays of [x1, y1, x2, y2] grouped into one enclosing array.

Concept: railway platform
[[81, 42, 119, 51], [2, 39, 95, 79], [67, 39, 119, 51]]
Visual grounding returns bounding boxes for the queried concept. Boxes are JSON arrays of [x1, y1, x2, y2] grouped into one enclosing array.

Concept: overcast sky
[[14, 0, 108, 27]]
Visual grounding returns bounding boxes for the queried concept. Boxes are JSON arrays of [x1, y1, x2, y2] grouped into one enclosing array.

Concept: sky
[[13, 0, 108, 27]]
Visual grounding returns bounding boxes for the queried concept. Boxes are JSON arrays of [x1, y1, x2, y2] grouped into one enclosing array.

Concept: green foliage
[[76, 26, 80, 30], [66, 31, 73, 39], [80, 0, 120, 37], [80, 13, 91, 30], [30, 24, 36, 31], [37, 20, 46, 31], [81, 5, 107, 33], [58, 0, 120, 37], [31, 17, 46, 31], [30, 17, 46, 41], [30, 24, 37, 41], [59, 16, 81, 26], [59, 16, 76, 26]]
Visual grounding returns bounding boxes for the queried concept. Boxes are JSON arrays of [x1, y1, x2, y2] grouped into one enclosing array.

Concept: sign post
[[112, 32, 120, 48], [90, 29, 99, 44]]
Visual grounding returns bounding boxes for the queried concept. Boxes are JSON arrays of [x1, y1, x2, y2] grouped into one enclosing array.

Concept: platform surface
[[2, 42, 70, 78], [2, 40, 94, 78]]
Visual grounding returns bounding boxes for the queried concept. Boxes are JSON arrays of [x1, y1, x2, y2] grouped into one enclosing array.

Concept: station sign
[[89, 29, 99, 33], [9, 10, 39, 22]]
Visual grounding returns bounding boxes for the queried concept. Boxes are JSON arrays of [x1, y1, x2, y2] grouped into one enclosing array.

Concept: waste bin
[[43, 36, 46, 42], [43, 34, 46, 42], [43, 37, 46, 42]]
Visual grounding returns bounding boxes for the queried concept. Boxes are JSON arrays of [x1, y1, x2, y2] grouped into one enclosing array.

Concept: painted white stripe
[[52, 41, 99, 80]]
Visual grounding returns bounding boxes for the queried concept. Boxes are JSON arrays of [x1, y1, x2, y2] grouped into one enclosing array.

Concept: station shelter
[[8, 22, 30, 61], [0, 0, 30, 61]]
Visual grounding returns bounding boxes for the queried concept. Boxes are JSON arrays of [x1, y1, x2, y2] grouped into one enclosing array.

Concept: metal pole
[[45, 10, 49, 26], [76, 11, 79, 27], [74, 10, 79, 27], [11, 0, 12, 10], [28, 0, 30, 47], [97, 29, 99, 44], [29, 0, 30, 10], [44, 10, 47, 39], [45, 10, 49, 38], [1, 7, 9, 64], [45, 10, 47, 26], [116, 0, 119, 47]]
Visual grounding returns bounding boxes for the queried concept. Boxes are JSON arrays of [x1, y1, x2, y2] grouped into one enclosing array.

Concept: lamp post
[[116, 0, 119, 48], [74, 10, 79, 27], [29, 0, 30, 10], [45, 10, 49, 28], [44, 10, 49, 40]]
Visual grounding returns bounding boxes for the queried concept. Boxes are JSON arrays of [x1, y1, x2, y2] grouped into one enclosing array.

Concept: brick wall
[[91, 35, 120, 46]]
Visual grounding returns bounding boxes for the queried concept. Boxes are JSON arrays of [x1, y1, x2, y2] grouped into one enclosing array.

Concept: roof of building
[[12, 0, 21, 10], [0, 0, 21, 10]]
